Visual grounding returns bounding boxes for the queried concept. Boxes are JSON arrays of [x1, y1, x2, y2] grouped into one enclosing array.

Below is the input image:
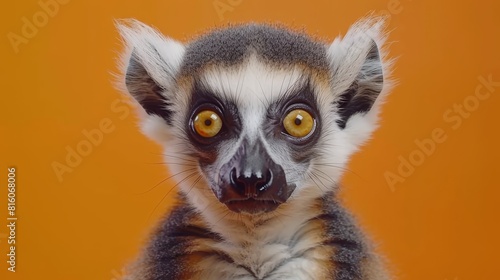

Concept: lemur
[[116, 16, 393, 280]]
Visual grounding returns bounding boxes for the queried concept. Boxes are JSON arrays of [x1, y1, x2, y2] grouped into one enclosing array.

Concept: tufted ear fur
[[116, 19, 185, 125], [327, 17, 392, 147]]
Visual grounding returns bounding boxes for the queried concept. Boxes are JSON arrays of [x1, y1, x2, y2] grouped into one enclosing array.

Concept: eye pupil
[[204, 119, 212, 126], [294, 118, 302, 126]]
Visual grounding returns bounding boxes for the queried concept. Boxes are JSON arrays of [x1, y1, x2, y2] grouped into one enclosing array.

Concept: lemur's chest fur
[[125, 194, 383, 280], [187, 216, 332, 279]]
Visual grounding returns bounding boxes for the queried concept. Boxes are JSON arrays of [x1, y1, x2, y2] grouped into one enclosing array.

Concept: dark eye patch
[[265, 80, 322, 160], [185, 81, 242, 160]]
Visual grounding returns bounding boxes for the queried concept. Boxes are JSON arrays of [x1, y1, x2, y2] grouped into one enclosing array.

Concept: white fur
[[115, 19, 185, 91]]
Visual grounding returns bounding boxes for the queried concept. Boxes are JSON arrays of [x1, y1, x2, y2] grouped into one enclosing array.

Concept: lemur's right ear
[[116, 19, 185, 125]]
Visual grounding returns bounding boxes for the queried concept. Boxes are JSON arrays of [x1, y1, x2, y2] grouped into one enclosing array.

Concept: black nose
[[230, 168, 273, 198], [217, 138, 295, 214]]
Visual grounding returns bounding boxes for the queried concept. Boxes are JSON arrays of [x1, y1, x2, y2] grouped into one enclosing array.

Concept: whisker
[[135, 168, 198, 195], [307, 173, 326, 192], [213, 209, 231, 226], [184, 175, 203, 198], [146, 171, 200, 223], [309, 172, 329, 191], [313, 163, 362, 178], [146, 162, 198, 167], [311, 168, 336, 184], [161, 154, 197, 162]]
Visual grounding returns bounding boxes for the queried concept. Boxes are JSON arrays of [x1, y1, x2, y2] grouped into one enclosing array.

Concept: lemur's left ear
[[116, 19, 185, 125], [326, 17, 391, 148]]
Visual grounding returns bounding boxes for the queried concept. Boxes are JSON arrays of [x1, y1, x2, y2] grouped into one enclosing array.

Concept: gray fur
[[180, 24, 329, 75]]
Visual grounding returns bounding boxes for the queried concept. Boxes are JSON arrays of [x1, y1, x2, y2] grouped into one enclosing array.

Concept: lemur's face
[[118, 20, 388, 215], [181, 62, 328, 213]]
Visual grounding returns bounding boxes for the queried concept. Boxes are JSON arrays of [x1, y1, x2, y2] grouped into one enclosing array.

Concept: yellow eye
[[283, 109, 314, 138], [193, 110, 223, 138]]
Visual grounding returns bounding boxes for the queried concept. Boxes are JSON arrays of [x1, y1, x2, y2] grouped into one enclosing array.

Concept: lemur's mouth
[[218, 179, 296, 214], [219, 181, 296, 214], [224, 198, 281, 214]]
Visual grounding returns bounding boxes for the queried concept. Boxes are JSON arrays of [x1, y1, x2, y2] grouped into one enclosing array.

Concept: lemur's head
[[117, 19, 390, 215]]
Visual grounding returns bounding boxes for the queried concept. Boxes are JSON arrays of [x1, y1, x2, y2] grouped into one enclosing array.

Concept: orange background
[[1, 0, 499, 279]]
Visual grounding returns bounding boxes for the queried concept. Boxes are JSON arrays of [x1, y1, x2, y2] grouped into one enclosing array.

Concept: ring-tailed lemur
[[116, 17, 393, 280]]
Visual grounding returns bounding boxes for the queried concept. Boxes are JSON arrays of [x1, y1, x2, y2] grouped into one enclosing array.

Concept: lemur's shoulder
[[124, 196, 219, 280]]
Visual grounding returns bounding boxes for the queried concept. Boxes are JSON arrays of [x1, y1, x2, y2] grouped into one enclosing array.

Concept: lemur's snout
[[219, 139, 295, 214], [229, 168, 272, 198]]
